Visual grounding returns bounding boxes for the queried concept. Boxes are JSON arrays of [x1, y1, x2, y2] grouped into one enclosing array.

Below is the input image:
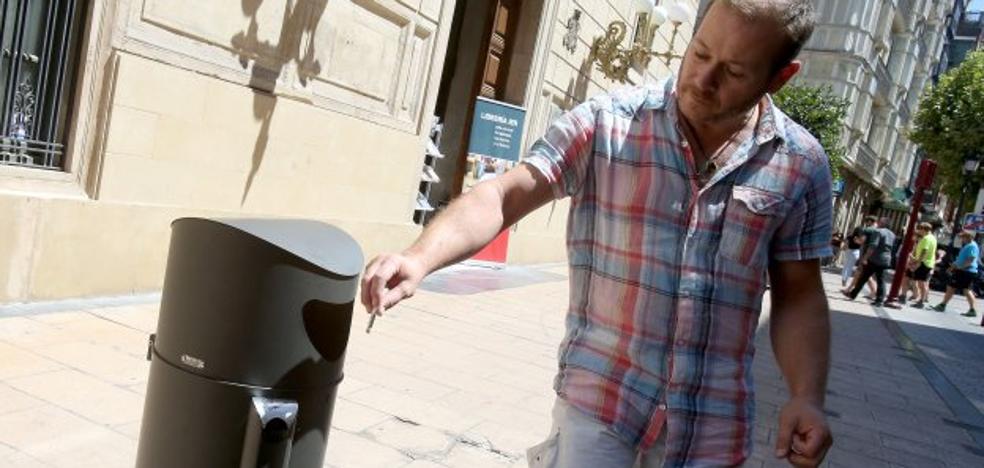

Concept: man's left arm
[[769, 259, 833, 467], [767, 147, 835, 467]]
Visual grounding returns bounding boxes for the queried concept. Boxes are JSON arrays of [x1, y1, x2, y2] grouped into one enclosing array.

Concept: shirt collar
[[755, 93, 787, 145], [631, 77, 674, 117]]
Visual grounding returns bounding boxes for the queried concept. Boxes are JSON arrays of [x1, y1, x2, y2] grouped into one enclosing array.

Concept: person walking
[[826, 232, 844, 268], [933, 230, 979, 317], [842, 217, 874, 287], [842, 218, 895, 306], [362, 1, 834, 466], [902, 223, 936, 308]]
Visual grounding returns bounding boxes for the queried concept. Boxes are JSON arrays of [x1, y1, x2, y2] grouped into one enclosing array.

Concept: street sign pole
[[886, 159, 937, 307]]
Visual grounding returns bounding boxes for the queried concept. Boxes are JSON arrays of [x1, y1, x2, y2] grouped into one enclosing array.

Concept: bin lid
[[176, 218, 364, 277]]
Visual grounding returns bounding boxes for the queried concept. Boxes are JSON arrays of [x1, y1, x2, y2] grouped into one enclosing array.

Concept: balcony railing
[[883, 166, 899, 189], [856, 143, 879, 180], [874, 59, 894, 100]]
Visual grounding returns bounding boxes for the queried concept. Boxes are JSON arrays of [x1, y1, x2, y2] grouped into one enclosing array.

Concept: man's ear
[[767, 60, 801, 93]]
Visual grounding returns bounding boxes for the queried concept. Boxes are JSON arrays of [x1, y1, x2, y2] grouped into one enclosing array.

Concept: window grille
[[0, 0, 85, 170]]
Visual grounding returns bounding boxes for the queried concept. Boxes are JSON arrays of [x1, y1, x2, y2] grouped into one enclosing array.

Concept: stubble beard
[[683, 87, 765, 130]]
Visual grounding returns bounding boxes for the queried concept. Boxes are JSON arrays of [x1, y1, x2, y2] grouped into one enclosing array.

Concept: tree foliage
[[910, 50, 984, 198], [773, 83, 850, 179]]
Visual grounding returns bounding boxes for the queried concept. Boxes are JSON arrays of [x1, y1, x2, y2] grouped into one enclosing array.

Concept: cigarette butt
[[366, 307, 381, 334]]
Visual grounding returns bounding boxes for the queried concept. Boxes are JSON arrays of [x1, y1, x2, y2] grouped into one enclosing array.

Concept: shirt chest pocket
[[719, 186, 787, 267]]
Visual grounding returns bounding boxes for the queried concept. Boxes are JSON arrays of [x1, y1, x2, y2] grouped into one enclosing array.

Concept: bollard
[[136, 218, 363, 468]]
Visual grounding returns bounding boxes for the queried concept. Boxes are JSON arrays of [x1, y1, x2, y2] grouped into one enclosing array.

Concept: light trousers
[[527, 398, 666, 468]]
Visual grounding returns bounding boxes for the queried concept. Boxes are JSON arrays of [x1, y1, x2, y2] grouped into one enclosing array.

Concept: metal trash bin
[[136, 218, 363, 468]]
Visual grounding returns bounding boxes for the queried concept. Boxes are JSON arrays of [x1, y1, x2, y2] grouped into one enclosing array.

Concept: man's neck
[[682, 103, 760, 159]]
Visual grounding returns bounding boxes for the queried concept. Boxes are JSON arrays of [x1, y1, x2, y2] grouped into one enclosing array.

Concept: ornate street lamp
[[589, 1, 695, 83]]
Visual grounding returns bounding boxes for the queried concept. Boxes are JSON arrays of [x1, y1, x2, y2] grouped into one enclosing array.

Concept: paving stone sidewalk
[[0, 264, 982, 467]]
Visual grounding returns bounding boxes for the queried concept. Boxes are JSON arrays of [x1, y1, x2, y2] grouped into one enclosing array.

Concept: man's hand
[[360, 253, 427, 315], [775, 397, 833, 467]]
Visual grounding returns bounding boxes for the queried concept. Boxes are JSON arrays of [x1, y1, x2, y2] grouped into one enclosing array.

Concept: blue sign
[[964, 214, 984, 233], [468, 97, 526, 162]]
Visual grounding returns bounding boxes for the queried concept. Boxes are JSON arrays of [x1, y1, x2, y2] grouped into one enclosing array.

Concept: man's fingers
[[361, 258, 385, 311], [794, 428, 829, 459], [380, 281, 415, 311], [775, 412, 795, 458], [787, 452, 822, 468], [368, 258, 401, 312]]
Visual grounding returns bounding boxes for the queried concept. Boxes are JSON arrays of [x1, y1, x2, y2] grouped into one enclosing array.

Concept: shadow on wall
[[231, 0, 329, 206], [564, 55, 593, 110]]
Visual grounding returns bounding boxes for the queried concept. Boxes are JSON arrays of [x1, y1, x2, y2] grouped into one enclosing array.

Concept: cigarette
[[366, 307, 381, 333]]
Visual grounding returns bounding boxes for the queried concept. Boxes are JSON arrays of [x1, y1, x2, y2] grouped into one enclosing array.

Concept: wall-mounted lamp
[[589, 1, 695, 83]]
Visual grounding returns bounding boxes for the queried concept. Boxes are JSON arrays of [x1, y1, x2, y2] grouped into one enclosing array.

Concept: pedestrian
[[841, 216, 874, 287], [362, 1, 833, 466], [843, 217, 878, 297], [933, 230, 979, 317], [826, 232, 844, 268], [842, 217, 895, 306], [901, 223, 936, 308]]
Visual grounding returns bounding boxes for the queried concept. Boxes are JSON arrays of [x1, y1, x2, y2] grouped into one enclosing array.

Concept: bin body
[[136, 218, 363, 468]]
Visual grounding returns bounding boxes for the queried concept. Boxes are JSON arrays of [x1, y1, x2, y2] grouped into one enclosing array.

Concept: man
[[901, 223, 936, 309], [362, 1, 833, 466], [841, 216, 876, 294], [842, 218, 895, 306], [933, 230, 979, 317]]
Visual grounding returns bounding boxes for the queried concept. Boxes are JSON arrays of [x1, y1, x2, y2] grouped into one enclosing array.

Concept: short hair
[[960, 230, 975, 239], [863, 215, 877, 224], [917, 222, 933, 231], [710, 0, 818, 69]]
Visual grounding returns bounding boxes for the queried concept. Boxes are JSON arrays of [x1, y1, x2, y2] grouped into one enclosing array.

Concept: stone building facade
[[0, 0, 698, 303], [794, 0, 954, 234]]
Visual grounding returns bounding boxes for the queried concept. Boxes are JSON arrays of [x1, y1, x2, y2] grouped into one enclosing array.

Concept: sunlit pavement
[[1, 264, 982, 467]]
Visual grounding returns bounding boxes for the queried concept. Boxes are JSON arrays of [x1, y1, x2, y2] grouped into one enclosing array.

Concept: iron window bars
[[0, 0, 85, 171]]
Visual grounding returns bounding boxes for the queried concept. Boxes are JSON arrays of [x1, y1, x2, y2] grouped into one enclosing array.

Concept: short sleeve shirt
[[956, 241, 980, 273], [914, 234, 937, 268], [523, 77, 833, 467]]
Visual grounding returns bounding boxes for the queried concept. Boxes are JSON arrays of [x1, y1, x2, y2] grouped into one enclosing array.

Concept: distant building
[[791, 0, 953, 234]]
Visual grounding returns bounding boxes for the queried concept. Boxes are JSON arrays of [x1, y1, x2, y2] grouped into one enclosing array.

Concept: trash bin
[[136, 217, 364, 468]]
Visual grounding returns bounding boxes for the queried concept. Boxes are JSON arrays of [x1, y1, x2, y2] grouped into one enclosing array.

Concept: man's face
[[677, 3, 789, 124]]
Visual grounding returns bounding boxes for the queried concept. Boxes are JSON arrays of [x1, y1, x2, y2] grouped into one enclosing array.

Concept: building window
[[0, 0, 86, 171]]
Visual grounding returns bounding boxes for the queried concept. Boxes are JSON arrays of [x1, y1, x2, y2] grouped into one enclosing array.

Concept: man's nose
[[693, 65, 718, 94]]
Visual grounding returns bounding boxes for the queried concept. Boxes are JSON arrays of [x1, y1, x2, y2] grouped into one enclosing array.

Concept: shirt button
[[676, 339, 686, 346], [657, 403, 668, 411]]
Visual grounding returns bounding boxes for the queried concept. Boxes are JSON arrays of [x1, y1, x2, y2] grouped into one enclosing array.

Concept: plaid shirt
[[525, 77, 833, 467]]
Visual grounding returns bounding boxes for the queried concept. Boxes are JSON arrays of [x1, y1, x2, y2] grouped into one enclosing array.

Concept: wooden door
[[466, 0, 521, 263], [453, 0, 522, 197], [479, 0, 520, 100]]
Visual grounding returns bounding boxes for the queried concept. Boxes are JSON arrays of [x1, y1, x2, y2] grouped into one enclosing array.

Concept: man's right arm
[[360, 163, 557, 314], [360, 95, 603, 314]]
